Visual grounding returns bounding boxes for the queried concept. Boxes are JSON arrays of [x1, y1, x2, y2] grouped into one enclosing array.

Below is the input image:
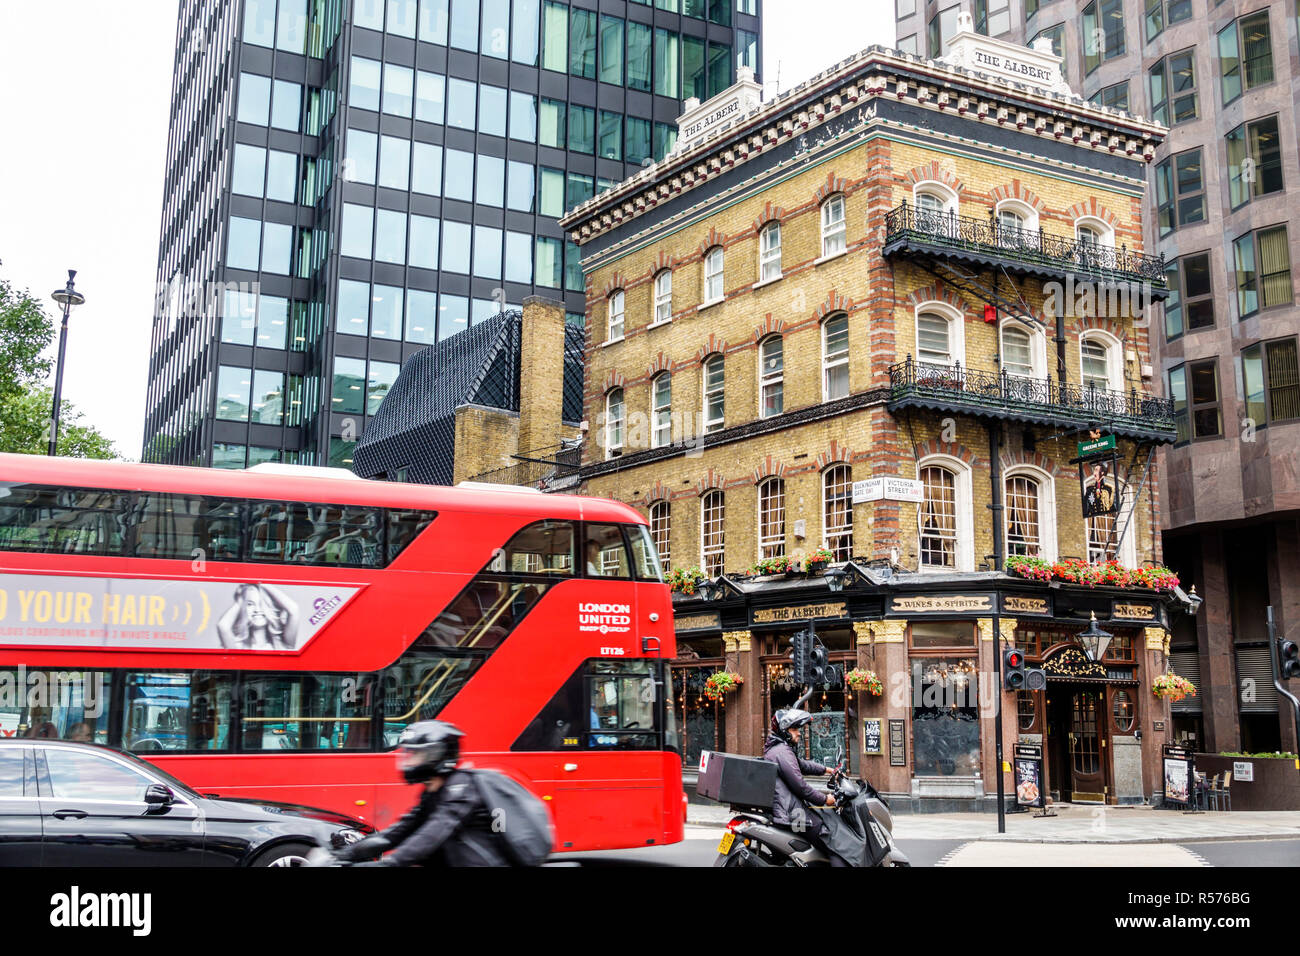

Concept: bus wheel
[[253, 842, 314, 867]]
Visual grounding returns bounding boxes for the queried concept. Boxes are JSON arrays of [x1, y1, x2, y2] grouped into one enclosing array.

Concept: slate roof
[[353, 311, 584, 485]]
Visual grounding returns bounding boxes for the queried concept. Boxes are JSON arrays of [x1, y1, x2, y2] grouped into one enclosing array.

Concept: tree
[[0, 275, 54, 401], [0, 387, 118, 459]]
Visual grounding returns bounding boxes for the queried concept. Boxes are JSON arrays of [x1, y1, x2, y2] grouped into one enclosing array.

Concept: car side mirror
[[144, 784, 174, 809]]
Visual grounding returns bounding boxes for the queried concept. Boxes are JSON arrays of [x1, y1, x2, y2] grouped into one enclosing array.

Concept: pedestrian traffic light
[[1003, 647, 1026, 691], [1280, 639, 1300, 680], [788, 630, 810, 684], [809, 641, 829, 685]]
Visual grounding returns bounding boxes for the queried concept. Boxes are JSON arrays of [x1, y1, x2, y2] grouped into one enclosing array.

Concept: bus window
[[240, 673, 376, 750], [386, 509, 437, 563], [0, 484, 125, 555], [583, 524, 631, 578], [121, 672, 232, 752], [247, 502, 382, 567], [489, 520, 574, 574], [0, 668, 110, 744], [512, 660, 662, 751], [421, 578, 551, 651], [132, 494, 242, 561], [625, 524, 664, 582], [382, 637, 487, 747]]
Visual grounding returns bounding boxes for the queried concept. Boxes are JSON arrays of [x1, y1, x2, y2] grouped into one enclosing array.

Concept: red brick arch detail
[[1065, 198, 1120, 229], [903, 160, 964, 197], [696, 469, 727, 496], [816, 440, 855, 470], [642, 480, 671, 505], [912, 439, 981, 469], [999, 450, 1063, 480], [600, 273, 629, 297], [907, 282, 969, 319], [814, 291, 855, 321], [753, 314, 786, 342], [752, 201, 787, 231], [814, 171, 849, 204], [751, 455, 789, 485], [696, 333, 729, 363], [988, 180, 1046, 213], [602, 371, 626, 393], [698, 227, 729, 255], [1071, 314, 1129, 344], [653, 251, 677, 273], [647, 352, 673, 377]]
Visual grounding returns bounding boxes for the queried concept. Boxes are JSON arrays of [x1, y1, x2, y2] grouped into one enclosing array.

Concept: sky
[[0, 0, 894, 461]]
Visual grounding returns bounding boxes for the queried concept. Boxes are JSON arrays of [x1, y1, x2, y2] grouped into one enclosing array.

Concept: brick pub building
[[561, 20, 1200, 810]]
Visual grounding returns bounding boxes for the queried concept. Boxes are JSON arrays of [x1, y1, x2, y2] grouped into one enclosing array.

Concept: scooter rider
[[327, 720, 509, 866], [763, 708, 847, 865]]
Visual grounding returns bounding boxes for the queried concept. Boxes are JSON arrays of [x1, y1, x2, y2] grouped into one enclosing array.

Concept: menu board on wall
[[862, 718, 882, 756], [888, 719, 906, 767]]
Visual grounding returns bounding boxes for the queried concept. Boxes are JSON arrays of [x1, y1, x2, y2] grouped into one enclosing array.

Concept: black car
[[0, 739, 371, 866]]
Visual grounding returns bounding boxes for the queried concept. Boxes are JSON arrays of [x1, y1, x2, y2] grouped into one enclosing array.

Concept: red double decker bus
[[0, 453, 683, 852]]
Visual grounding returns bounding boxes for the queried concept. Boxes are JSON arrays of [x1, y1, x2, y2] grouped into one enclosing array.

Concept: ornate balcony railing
[[888, 358, 1177, 441], [883, 202, 1167, 288]]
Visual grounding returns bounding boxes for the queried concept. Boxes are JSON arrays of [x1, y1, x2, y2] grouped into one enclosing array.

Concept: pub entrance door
[[1045, 684, 1109, 803]]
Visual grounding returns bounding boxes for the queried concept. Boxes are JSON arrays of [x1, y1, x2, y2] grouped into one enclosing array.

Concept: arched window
[[703, 246, 724, 303], [1004, 466, 1057, 561], [759, 222, 782, 282], [994, 199, 1038, 250], [821, 195, 847, 257], [607, 290, 625, 341], [823, 465, 853, 560], [918, 456, 973, 571], [651, 372, 672, 448], [604, 388, 625, 459], [758, 477, 786, 559], [759, 335, 783, 417], [914, 182, 958, 236], [653, 270, 672, 324], [1080, 330, 1122, 392], [702, 353, 725, 433], [701, 490, 725, 576], [1075, 217, 1114, 248], [916, 304, 963, 368], [649, 500, 671, 571], [823, 314, 849, 400], [1085, 472, 1136, 566]]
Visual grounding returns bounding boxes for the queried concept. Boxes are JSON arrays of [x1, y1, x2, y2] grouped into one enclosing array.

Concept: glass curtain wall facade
[[144, 0, 760, 469]]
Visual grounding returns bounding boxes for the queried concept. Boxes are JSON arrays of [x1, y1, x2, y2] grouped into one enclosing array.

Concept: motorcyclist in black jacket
[[763, 708, 848, 866], [329, 721, 509, 867]]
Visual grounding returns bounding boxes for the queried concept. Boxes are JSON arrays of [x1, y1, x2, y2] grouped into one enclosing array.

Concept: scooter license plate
[[717, 831, 736, 855]]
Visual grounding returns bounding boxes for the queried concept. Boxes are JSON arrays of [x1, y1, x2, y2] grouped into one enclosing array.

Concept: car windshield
[[100, 746, 203, 801]]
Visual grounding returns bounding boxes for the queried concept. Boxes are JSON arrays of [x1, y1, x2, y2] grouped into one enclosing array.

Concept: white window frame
[[607, 290, 625, 342], [1074, 216, 1115, 249], [759, 335, 784, 418], [700, 490, 725, 576], [994, 199, 1039, 248], [1086, 479, 1137, 567], [999, 318, 1047, 379], [649, 500, 671, 571], [702, 353, 725, 433], [759, 222, 782, 282], [651, 372, 672, 448], [1079, 329, 1123, 392], [652, 270, 672, 325], [757, 477, 786, 560], [822, 314, 850, 401], [604, 388, 625, 459], [913, 182, 959, 237], [822, 464, 853, 560], [1003, 464, 1057, 562], [915, 301, 965, 369], [916, 454, 974, 572], [703, 246, 725, 304], [820, 195, 847, 258]]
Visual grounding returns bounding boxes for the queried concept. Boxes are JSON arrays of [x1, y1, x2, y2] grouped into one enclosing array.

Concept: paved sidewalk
[[686, 802, 1300, 844]]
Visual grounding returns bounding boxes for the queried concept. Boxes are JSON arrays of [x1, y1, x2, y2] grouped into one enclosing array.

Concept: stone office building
[[561, 24, 1200, 809]]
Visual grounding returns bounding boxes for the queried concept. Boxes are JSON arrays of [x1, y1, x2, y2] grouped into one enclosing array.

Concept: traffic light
[[1280, 639, 1300, 680], [1003, 647, 1026, 691], [788, 629, 810, 684], [809, 641, 829, 685]]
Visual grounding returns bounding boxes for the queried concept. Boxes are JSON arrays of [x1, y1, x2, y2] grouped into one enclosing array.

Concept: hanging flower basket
[[703, 671, 744, 702], [666, 565, 706, 595], [803, 547, 835, 573], [1005, 556, 1180, 592], [1152, 672, 1197, 703], [844, 668, 884, 696]]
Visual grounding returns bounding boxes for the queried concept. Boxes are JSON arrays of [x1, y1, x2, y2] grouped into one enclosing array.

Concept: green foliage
[[0, 387, 118, 459], [0, 275, 55, 399], [1217, 751, 1298, 759]]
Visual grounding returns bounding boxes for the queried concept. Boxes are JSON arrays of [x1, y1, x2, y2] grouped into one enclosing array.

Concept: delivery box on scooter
[[695, 750, 777, 809]]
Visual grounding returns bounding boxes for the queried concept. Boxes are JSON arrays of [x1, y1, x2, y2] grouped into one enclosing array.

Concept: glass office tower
[[143, 0, 761, 469]]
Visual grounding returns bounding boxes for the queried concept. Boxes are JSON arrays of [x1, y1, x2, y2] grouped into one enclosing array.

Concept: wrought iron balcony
[[888, 358, 1177, 443], [883, 203, 1167, 292]]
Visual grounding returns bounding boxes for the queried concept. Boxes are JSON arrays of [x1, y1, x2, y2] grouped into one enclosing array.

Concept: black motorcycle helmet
[[395, 721, 465, 784]]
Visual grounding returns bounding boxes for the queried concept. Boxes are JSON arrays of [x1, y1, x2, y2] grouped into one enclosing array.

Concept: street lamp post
[[47, 270, 86, 457]]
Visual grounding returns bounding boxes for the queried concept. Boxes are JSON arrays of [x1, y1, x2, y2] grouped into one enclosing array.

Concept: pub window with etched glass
[[910, 622, 979, 777]]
